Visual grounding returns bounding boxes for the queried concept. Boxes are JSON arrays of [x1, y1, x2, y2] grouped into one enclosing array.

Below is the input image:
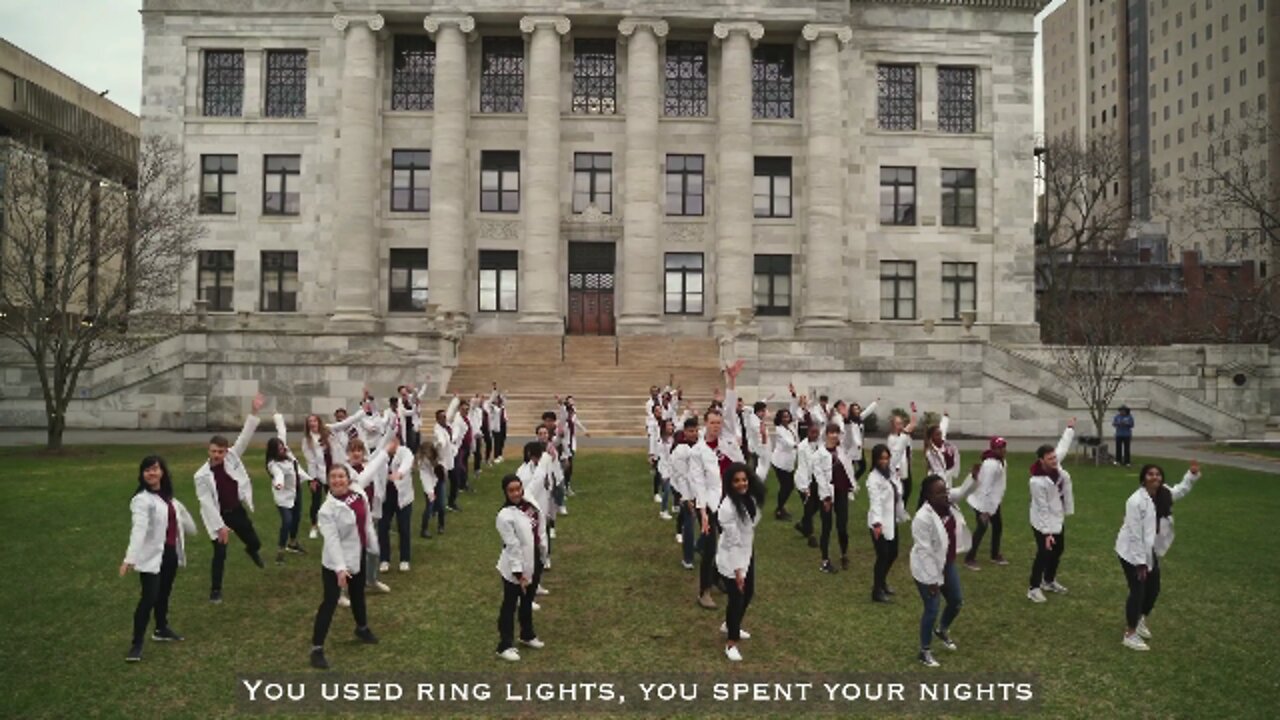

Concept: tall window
[[391, 35, 436, 110], [753, 157, 793, 218], [753, 254, 791, 316], [389, 249, 429, 312], [664, 253, 704, 315], [942, 262, 977, 320], [752, 44, 795, 119], [479, 250, 518, 312], [879, 260, 916, 320], [197, 250, 234, 312], [203, 50, 244, 117], [877, 64, 917, 130], [480, 37, 524, 113], [572, 153, 613, 213], [665, 154, 705, 216], [263, 155, 301, 215], [879, 166, 916, 225], [941, 168, 977, 227], [480, 151, 520, 213], [260, 251, 298, 312], [573, 39, 617, 114], [391, 150, 431, 212], [200, 155, 238, 215], [664, 41, 709, 117], [938, 66, 977, 133], [264, 50, 307, 118]]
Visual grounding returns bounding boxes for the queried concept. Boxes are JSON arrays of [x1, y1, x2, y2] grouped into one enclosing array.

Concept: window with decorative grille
[[573, 39, 617, 114], [752, 44, 794, 119], [664, 41, 709, 117], [203, 50, 244, 117], [264, 50, 307, 118], [391, 35, 436, 111], [938, 66, 976, 133], [877, 64, 917, 130], [480, 37, 524, 113]]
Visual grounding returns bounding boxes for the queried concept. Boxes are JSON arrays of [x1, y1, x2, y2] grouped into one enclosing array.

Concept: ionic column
[[519, 15, 571, 332], [616, 17, 669, 332], [424, 15, 474, 323], [798, 24, 853, 333], [712, 21, 763, 329], [328, 13, 383, 327]]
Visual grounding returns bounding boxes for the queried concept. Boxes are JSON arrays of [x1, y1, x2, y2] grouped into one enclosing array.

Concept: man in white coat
[[1027, 419, 1077, 602], [964, 436, 1009, 571]]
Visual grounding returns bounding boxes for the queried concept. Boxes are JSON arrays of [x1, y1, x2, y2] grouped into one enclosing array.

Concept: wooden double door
[[567, 242, 616, 336]]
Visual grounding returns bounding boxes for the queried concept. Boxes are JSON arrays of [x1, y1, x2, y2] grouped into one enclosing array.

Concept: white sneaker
[[536, 586, 549, 596], [549, 528, 557, 539], [681, 561, 694, 570], [559, 506, 568, 515], [543, 557, 551, 570], [1136, 617, 1153, 640], [519, 637, 545, 649], [659, 511, 672, 521], [532, 601, 542, 611], [720, 622, 751, 640], [338, 594, 351, 608], [1122, 633, 1150, 651], [724, 645, 743, 662], [676, 534, 683, 544], [374, 581, 391, 593], [1041, 580, 1069, 594], [919, 649, 941, 667], [497, 648, 520, 662], [308, 527, 319, 540], [399, 562, 410, 572], [495, 456, 504, 464], [1027, 588, 1047, 603], [378, 562, 390, 573], [654, 493, 662, 503]]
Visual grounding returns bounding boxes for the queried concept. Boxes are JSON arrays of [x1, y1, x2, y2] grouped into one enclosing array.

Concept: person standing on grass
[[194, 393, 267, 604], [470, 393, 487, 478], [923, 412, 960, 501], [1113, 406, 1134, 467], [495, 474, 548, 662], [717, 462, 764, 663], [691, 361, 748, 610], [309, 464, 380, 670], [793, 421, 823, 548], [301, 414, 334, 541], [964, 436, 1009, 571], [886, 402, 918, 508], [844, 398, 878, 479], [517, 441, 553, 569], [812, 422, 860, 573], [652, 418, 677, 521], [121, 455, 197, 662], [647, 404, 665, 505], [413, 439, 439, 540], [267, 414, 313, 564], [446, 395, 469, 510], [671, 417, 700, 571], [771, 408, 799, 521], [1116, 461, 1203, 650], [343, 437, 393, 595], [910, 472, 978, 668], [377, 433, 417, 573], [535, 424, 565, 543], [1027, 419, 1077, 603], [867, 443, 909, 603], [424, 401, 458, 537]]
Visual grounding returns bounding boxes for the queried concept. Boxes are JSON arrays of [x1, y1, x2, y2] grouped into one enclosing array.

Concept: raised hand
[[1189, 459, 1201, 476], [251, 392, 266, 414], [1067, 417, 1077, 429]]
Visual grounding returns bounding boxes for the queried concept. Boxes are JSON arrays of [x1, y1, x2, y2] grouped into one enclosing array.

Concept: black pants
[[817, 496, 834, 561], [698, 516, 719, 594], [494, 430, 507, 459], [774, 468, 795, 515], [1119, 556, 1161, 628], [473, 436, 485, 473], [133, 545, 179, 644], [497, 553, 542, 651], [832, 490, 850, 558], [901, 470, 913, 510], [562, 457, 575, 490], [1029, 529, 1066, 589], [870, 530, 899, 594], [722, 557, 755, 642], [312, 554, 368, 647], [378, 487, 412, 563], [799, 482, 818, 537], [309, 481, 327, 527], [448, 465, 463, 508], [211, 505, 262, 592], [1115, 437, 1131, 465], [652, 466, 662, 497], [422, 466, 447, 533], [965, 505, 1004, 562]]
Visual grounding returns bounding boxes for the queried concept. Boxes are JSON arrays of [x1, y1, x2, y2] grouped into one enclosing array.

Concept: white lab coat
[[123, 492, 197, 573], [517, 460, 552, 528], [670, 442, 693, 500], [193, 413, 261, 540], [268, 414, 314, 509], [795, 438, 816, 492], [715, 497, 760, 577], [385, 445, 417, 509], [966, 457, 1008, 515], [345, 447, 390, 519], [845, 401, 877, 457], [1115, 487, 1157, 567], [689, 440, 724, 510], [910, 490, 975, 587], [866, 466, 909, 540], [1155, 470, 1200, 557], [887, 430, 912, 481], [651, 434, 674, 480], [771, 424, 798, 473], [301, 433, 329, 485], [318, 490, 379, 574], [923, 415, 959, 486], [496, 502, 546, 584], [810, 444, 859, 502], [1028, 427, 1077, 534]]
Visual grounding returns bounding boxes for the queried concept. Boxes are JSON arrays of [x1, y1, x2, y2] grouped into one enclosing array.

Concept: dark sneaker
[[275, 550, 285, 565], [126, 643, 143, 662], [883, 585, 896, 596], [807, 536, 818, 548], [872, 590, 893, 604], [355, 627, 379, 644], [793, 522, 806, 537], [151, 627, 184, 642], [248, 549, 265, 568], [286, 541, 307, 555], [819, 560, 837, 574], [934, 628, 957, 651], [841, 555, 850, 571], [919, 649, 940, 668], [209, 590, 223, 604], [310, 647, 329, 669]]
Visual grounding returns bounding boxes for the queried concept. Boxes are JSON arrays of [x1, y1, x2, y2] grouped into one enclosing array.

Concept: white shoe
[[536, 586, 549, 596], [676, 534, 683, 544], [497, 648, 521, 662], [378, 562, 390, 573], [724, 645, 743, 662], [338, 594, 351, 608], [519, 637, 545, 649], [654, 493, 662, 503], [659, 511, 672, 521], [549, 528, 557, 539], [532, 601, 542, 611], [681, 561, 694, 570], [495, 456, 504, 464], [1027, 588, 1047, 603], [720, 622, 751, 640], [308, 527, 319, 540], [374, 581, 391, 593], [1041, 580, 1069, 594], [543, 557, 551, 570], [1122, 633, 1150, 651], [1136, 616, 1152, 640], [559, 506, 568, 515], [399, 562, 410, 572]]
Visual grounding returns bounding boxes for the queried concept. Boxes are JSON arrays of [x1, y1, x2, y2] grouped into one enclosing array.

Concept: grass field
[[1, 443, 1277, 719]]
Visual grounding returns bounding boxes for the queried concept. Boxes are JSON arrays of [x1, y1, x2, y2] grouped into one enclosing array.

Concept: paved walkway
[[1, 428, 1275, 473]]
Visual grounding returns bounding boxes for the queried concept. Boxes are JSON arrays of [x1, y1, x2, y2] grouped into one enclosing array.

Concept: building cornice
[[851, 0, 1048, 11]]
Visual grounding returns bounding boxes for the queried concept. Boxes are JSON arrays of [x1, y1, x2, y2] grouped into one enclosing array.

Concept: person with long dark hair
[[717, 462, 764, 662], [771, 408, 798, 521], [866, 443, 908, 603], [309, 464, 380, 669], [886, 402, 918, 507], [1027, 419, 1077, 603], [964, 436, 1009, 570], [812, 422, 859, 573], [671, 417, 700, 570], [268, 414, 314, 564], [923, 412, 960, 498], [120, 456, 197, 662], [302, 414, 333, 540], [793, 421, 822, 547], [910, 473, 977, 668], [495, 474, 548, 661]]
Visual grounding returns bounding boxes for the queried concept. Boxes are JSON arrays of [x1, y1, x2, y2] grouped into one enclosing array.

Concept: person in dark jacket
[[1112, 406, 1134, 467]]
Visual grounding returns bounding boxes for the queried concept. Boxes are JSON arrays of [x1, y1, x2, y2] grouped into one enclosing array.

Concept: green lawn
[[1212, 443, 1280, 461], [1, 444, 1276, 719]]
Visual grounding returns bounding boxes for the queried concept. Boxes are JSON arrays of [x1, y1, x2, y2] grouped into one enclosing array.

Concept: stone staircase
[[443, 335, 723, 437]]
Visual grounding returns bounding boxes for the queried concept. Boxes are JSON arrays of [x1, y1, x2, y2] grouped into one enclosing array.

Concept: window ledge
[[259, 215, 304, 222], [753, 118, 802, 126], [865, 128, 993, 140], [659, 116, 716, 123], [384, 110, 436, 117], [197, 213, 241, 221], [663, 216, 709, 224], [185, 116, 319, 126], [753, 217, 796, 226]]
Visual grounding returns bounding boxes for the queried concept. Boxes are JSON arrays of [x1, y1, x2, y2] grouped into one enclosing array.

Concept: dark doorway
[[567, 242, 615, 335]]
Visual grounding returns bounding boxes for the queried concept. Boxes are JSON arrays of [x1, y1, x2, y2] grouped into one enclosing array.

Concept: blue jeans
[[660, 474, 672, 513], [277, 505, 295, 548], [915, 561, 963, 650], [678, 501, 697, 565]]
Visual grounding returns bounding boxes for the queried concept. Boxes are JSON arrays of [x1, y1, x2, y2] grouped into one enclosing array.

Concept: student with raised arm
[[413, 438, 439, 540], [378, 433, 417, 572], [886, 402, 918, 507], [923, 412, 961, 505], [1115, 464, 1161, 651], [1027, 418, 1077, 603], [446, 394, 470, 510], [424, 399, 459, 536], [469, 394, 487, 477], [770, 408, 799, 522], [647, 404, 665, 505], [535, 424, 565, 545], [910, 472, 978, 668], [343, 437, 393, 594], [517, 441, 552, 568], [866, 443, 909, 603], [121, 456, 197, 662], [309, 464, 380, 670], [301, 414, 334, 540], [689, 362, 747, 609], [653, 418, 677, 521], [845, 398, 879, 478], [194, 393, 267, 604], [811, 422, 860, 573], [558, 396, 590, 497], [793, 422, 822, 547], [964, 436, 1009, 571], [495, 474, 548, 662], [717, 462, 765, 662], [267, 413, 314, 564], [490, 387, 509, 464], [671, 418, 700, 570]]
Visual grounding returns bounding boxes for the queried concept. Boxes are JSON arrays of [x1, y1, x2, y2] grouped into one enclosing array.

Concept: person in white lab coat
[[910, 473, 977, 668], [495, 474, 548, 662], [717, 462, 765, 662], [342, 437, 393, 594], [1115, 464, 1163, 651], [423, 402, 458, 537], [377, 436, 417, 572], [964, 436, 1010, 570], [793, 422, 823, 547], [517, 441, 553, 566], [1026, 419, 1077, 603], [120, 455, 197, 662], [651, 418, 677, 520], [866, 443, 909, 603], [671, 418, 700, 570], [811, 422, 860, 573], [886, 402, 918, 507], [301, 414, 334, 540], [770, 408, 799, 521], [309, 463, 380, 670], [923, 412, 961, 494], [266, 414, 314, 564], [413, 438, 440, 540]]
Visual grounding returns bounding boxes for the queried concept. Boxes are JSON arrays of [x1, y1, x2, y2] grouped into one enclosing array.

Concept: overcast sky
[[1, 0, 1066, 131]]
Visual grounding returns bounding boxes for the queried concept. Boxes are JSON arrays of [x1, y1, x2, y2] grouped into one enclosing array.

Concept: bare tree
[[0, 135, 203, 449]]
